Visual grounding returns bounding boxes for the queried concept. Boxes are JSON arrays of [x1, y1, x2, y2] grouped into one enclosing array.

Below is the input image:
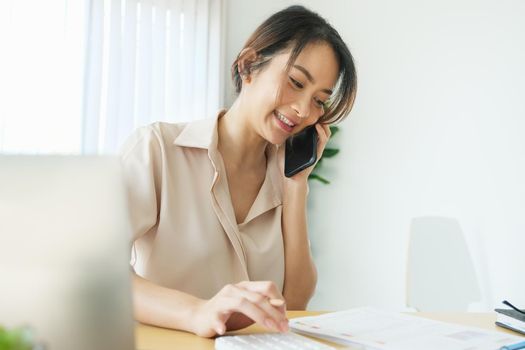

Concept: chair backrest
[[406, 216, 481, 311]]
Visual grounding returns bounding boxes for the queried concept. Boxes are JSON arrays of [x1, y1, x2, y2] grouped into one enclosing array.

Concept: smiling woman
[[231, 6, 357, 125], [229, 42, 340, 145], [121, 5, 357, 338]]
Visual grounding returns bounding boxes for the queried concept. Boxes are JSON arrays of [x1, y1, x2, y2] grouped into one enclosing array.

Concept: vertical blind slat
[[151, 0, 167, 121], [166, 0, 182, 120], [116, 0, 138, 148], [181, 0, 196, 120], [104, 0, 122, 152], [207, 0, 222, 116], [193, 0, 209, 119], [82, 0, 105, 154], [136, 0, 153, 127]]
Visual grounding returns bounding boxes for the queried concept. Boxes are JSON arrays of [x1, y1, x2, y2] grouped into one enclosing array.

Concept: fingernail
[[280, 320, 289, 332], [269, 298, 285, 307], [265, 318, 278, 331]]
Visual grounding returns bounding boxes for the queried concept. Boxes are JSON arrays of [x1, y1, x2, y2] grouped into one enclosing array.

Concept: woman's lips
[[274, 110, 293, 133]]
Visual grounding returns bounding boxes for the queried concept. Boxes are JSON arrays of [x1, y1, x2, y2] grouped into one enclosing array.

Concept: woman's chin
[[265, 134, 287, 146], [263, 118, 291, 145]]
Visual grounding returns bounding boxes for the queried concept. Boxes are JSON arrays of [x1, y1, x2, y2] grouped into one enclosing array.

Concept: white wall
[[225, 0, 525, 311]]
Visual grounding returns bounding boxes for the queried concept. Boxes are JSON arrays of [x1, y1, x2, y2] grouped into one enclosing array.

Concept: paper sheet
[[290, 307, 525, 350]]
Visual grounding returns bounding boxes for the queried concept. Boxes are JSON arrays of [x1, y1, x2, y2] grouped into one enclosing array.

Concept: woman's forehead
[[275, 43, 339, 89]]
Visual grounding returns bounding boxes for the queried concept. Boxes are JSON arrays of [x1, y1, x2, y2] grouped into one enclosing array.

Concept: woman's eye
[[289, 77, 303, 89], [315, 98, 325, 108]]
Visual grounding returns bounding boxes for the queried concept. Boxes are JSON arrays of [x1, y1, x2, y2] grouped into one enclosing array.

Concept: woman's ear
[[237, 47, 258, 82]]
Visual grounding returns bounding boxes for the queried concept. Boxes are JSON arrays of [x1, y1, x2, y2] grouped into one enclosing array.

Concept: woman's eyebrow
[[293, 64, 333, 95]]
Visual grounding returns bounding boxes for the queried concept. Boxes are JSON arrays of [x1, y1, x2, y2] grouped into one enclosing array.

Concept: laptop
[[0, 156, 135, 350]]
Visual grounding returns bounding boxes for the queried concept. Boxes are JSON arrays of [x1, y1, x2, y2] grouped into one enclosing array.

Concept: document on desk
[[289, 307, 525, 350]]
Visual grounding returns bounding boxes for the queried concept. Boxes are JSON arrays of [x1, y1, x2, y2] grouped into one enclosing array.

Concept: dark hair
[[231, 5, 357, 124]]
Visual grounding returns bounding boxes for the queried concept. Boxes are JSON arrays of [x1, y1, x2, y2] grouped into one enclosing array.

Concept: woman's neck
[[218, 101, 268, 170]]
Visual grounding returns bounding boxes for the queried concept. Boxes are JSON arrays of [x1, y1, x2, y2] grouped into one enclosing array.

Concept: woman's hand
[[189, 281, 288, 338], [278, 123, 332, 184]]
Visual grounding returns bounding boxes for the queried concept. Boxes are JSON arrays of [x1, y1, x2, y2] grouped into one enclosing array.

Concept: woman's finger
[[324, 123, 332, 138], [235, 281, 287, 327], [314, 124, 330, 159], [213, 316, 227, 335], [228, 284, 287, 328], [269, 299, 285, 307], [236, 281, 284, 302], [316, 123, 330, 144], [220, 296, 283, 332]]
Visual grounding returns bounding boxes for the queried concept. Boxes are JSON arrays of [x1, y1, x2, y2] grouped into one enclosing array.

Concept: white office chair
[[406, 216, 481, 312]]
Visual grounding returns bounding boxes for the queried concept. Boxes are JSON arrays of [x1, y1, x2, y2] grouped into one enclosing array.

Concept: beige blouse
[[121, 111, 285, 299]]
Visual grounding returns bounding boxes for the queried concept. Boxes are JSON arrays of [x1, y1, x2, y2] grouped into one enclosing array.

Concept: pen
[[501, 340, 525, 350]]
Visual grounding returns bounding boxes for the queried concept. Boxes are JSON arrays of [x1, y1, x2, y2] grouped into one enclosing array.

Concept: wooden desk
[[135, 311, 513, 350]]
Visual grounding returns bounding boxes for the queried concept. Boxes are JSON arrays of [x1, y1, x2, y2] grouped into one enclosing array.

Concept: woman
[[121, 5, 356, 338]]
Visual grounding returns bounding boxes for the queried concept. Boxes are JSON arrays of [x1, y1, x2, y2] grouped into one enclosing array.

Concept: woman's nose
[[291, 97, 311, 120]]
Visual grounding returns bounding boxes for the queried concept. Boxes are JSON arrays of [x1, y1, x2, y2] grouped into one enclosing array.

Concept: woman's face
[[241, 42, 339, 145]]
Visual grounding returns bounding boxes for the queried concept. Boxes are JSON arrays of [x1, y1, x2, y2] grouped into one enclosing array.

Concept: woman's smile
[[273, 110, 296, 133]]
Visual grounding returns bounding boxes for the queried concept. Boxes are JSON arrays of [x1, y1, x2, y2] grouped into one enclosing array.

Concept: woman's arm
[[132, 274, 289, 337], [132, 273, 201, 330], [281, 181, 318, 310], [280, 123, 332, 310]]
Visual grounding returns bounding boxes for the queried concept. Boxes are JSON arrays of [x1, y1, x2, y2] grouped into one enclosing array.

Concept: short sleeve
[[120, 126, 164, 245]]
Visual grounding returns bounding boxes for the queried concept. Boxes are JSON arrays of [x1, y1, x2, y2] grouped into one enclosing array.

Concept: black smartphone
[[284, 125, 318, 178]]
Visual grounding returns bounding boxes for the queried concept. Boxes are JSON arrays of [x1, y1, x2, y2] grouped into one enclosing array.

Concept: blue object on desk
[[501, 340, 525, 350]]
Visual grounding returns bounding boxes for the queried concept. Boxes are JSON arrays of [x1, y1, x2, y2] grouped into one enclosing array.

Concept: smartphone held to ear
[[284, 125, 318, 178]]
